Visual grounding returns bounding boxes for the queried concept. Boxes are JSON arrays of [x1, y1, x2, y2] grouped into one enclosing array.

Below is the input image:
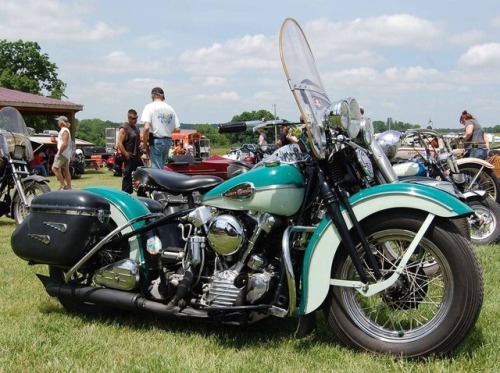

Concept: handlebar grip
[[218, 122, 248, 134]]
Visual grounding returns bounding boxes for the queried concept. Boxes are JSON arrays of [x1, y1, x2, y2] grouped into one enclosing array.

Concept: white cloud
[[458, 43, 500, 68], [0, 0, 125, 42], [194, 91, 241, 102], [65, 51, 168, 75], [305, 14, 444, 56], [179, 34, 277, 76]]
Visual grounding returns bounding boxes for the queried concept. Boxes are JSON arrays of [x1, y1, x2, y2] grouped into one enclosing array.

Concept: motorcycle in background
[[106, 148, 124, 177], [377, 129, 500, 245], [11, 18, 483, 358], [69, 149, 85, 180], [393, 130, 500, 204], [0, 106, 51, 224]]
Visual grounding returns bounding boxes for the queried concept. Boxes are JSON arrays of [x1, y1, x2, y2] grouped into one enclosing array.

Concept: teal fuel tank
[[203, 163, 305, 216]]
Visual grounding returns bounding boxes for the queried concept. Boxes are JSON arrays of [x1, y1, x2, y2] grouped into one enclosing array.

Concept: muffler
[[36, 274, 206, 318]]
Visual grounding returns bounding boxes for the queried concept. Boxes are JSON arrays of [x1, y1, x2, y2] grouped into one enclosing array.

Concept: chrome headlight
[[360, 118, 374, 145], [375, 130, 403, 161], [13, 145, 25, 160], [324, 99, 350, 132], [346, 98, 361, 139]]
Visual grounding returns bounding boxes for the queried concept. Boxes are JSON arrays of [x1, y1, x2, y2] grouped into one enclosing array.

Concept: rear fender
[[85, 187, 150, 262], [298, 183, 472, 315]]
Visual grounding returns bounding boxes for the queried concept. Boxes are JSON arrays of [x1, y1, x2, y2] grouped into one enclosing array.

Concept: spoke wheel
[[467, 197, 500, 245], [13, 181, 51, 225], [458, 164, 500, 204], [325, 210, 483, 357]]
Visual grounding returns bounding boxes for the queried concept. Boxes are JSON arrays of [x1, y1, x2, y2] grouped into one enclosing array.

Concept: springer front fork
[[316, 170, 382, 283]]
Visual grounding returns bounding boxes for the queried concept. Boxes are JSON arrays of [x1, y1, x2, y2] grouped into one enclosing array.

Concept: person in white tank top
[[51, 115, 72, 189]]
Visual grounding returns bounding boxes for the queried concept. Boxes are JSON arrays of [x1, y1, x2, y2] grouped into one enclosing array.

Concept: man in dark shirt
[[117, 109, 143, 193]]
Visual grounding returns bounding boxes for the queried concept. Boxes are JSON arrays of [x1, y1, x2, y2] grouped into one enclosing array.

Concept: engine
[[152, 207, 281, 309], [92, 204, 284, 314]]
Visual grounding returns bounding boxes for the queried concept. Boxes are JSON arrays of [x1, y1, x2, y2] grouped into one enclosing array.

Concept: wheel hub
[[382, 268, 428, 310]]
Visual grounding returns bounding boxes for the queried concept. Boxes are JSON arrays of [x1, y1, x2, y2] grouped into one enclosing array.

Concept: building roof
[[0, 87, 83, 116]]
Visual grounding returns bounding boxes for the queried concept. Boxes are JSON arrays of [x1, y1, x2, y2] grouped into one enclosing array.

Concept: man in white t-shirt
[[141, 87, 181, 169]]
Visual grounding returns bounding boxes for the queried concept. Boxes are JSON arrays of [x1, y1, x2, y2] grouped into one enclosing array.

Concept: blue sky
[[2, 0, 499, 129]]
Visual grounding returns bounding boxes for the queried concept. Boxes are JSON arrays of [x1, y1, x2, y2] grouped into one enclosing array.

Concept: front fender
[[299, 183, 472, 315], [457, 157, 493, 169], [22, 174, 50, 184]]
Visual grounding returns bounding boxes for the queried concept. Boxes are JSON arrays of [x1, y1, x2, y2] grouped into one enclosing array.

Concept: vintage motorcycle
[[0, 106, 51, 224], [393, 130, 500, 204], [377, 129, 500, 245], [11, 18, 483, 358]]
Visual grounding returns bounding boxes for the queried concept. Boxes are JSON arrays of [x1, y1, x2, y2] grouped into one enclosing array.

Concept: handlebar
[[218, 119, 300, 134], [219, 120, 262, 133]]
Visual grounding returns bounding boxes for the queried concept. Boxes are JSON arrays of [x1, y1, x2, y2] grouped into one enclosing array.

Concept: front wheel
[[458, 164, 500, 204], [467, 197, 500, 245], [324, 210, 483, 358], [13, 181, 51, 224]]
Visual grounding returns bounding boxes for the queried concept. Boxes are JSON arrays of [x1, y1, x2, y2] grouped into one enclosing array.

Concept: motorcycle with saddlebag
[[10, 18, 483, 358], [0, 106, 51, 224]]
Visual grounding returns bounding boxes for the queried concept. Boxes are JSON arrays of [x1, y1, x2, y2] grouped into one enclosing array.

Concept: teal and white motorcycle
[[11, 18, 483, 358]]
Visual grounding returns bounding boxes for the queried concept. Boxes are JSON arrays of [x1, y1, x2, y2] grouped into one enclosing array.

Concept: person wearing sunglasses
[[117, 109, 143, 193]]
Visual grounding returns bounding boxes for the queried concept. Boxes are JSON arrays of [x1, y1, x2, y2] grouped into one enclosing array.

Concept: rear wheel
[[324, 210, 483, 358], [13, 181, 51, 225]]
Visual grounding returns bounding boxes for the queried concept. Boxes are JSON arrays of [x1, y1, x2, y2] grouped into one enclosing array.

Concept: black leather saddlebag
[[11, 190, 111, 266]]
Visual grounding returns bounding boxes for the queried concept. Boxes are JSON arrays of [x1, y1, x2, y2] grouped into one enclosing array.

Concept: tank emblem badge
[[223, 182, 255, 200]]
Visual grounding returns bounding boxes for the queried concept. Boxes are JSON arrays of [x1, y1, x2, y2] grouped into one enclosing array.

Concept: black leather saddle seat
[[134, 167, 223, 194]]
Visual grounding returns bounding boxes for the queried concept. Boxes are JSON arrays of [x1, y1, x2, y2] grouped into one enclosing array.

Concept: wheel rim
[[468, 204, 497, 241], [14, 184, 48, 223], [339, 229, 453, 342], [461, 167, 498, 201]]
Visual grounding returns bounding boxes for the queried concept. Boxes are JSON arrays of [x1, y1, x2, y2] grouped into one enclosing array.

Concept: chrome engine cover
[[93, 259, 140, 291], [206, 270, 243, 307], [207, 214, 245, 256]]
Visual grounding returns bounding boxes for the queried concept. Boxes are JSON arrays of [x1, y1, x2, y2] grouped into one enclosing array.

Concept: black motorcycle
[[70, 149, 85, 179], [0, 106, 51, 224]]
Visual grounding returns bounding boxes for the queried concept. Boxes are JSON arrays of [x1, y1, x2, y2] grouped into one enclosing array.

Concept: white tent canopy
[[29, 135, 95, 153], [29, 135, 95, 146]]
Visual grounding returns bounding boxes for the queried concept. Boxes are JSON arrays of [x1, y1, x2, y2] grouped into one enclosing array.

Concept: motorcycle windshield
[[0, 106, 30, 135], [280, 18, 331, 159], [0, 106, 34, 160]]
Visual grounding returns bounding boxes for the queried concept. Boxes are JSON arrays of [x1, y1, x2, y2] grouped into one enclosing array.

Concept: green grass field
[[0, 168, 498, 372]]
